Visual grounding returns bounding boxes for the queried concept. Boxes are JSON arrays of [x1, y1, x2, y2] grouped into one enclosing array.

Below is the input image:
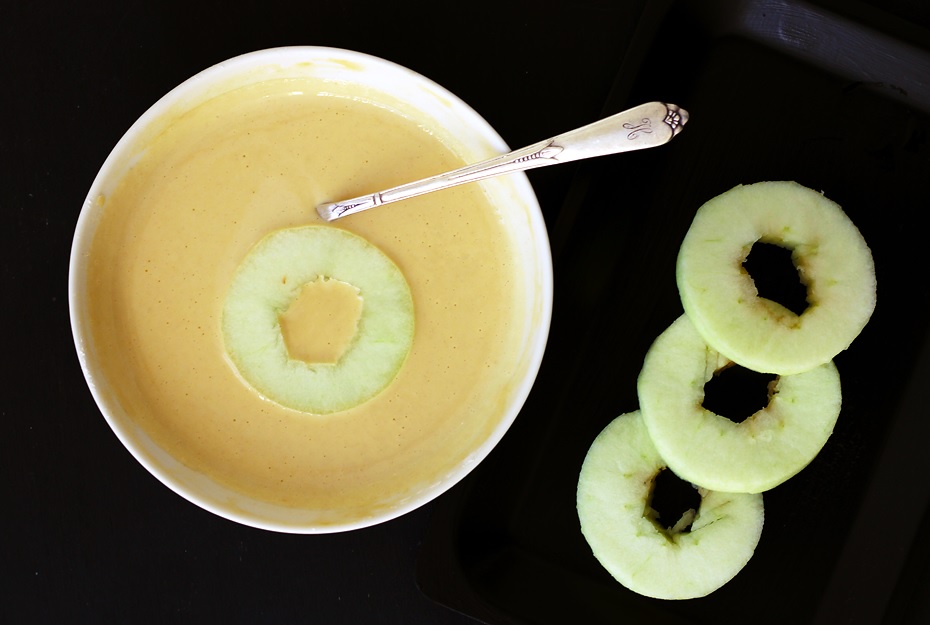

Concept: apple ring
[[676, 181, 876, 375], [577, 410, 764, 600], [222, 226, 414, 414], [637, 315, 841, 493]]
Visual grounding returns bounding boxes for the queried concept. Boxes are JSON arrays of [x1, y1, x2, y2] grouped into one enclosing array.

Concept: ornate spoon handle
[[317, 101, 688, 221]]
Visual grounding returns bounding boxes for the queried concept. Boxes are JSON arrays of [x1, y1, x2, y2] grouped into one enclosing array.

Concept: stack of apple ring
[[577, 181, 876, 600]]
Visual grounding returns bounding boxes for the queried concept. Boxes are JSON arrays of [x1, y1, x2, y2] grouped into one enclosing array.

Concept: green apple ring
[[577, 410, 764, 600], [676, 181, 876, 375], [222, 225, 414, 414], [637, 315, 841, 493]]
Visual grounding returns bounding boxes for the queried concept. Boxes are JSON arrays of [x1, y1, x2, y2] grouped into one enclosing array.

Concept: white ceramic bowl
[[69, 47, 552, 533]]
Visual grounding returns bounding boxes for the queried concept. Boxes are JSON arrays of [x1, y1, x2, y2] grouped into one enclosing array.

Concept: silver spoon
[[316, 101, 688, 221]]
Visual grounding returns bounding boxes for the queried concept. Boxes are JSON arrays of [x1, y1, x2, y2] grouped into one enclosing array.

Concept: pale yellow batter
[[86, 78, 525, 517]]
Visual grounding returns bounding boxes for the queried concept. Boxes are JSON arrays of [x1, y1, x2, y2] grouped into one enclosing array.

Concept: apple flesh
[[577, 411, 764, 600], [676, 181, 876, 375], [637, 315, 842, 493], [222, 225, 414, 414]]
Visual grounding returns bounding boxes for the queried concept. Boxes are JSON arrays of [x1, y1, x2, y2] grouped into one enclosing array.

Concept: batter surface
[[86, 78, 525, 517]]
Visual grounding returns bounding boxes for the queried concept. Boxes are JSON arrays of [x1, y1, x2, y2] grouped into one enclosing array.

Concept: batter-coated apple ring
[[222, 226, 414, 414]]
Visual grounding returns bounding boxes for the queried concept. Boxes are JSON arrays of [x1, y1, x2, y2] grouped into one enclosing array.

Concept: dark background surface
[[4, 1, 930, 624]]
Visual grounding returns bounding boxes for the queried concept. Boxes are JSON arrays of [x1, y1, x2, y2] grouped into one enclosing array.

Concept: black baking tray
[[416, 1, 930, 624]]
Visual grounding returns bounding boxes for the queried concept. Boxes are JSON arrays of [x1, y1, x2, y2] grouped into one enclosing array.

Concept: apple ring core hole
[[742, 240, 809, 316], [702, 363, 778, 424], [648, 468, 702, 536]]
